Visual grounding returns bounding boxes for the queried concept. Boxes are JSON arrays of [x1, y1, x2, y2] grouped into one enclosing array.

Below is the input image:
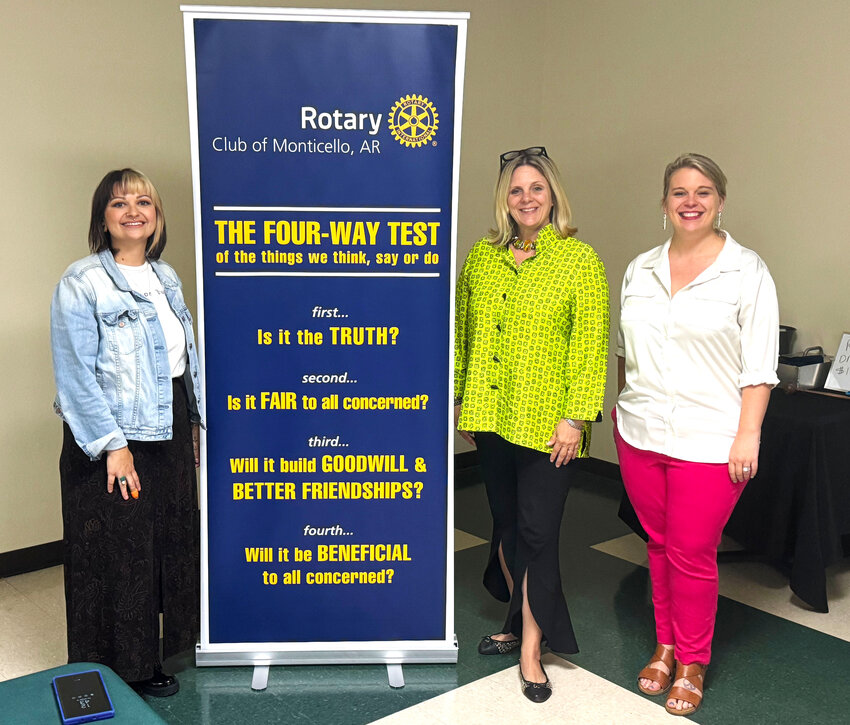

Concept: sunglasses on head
[[499, 146, 548, 169]]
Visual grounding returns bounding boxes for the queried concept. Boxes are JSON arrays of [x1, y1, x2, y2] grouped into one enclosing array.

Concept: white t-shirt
[[117, 261, 188, 378], [616, 234, 779, 463]]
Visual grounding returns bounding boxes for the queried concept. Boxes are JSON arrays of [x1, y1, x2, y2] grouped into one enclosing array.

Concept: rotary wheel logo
[[388, 94, 438, 148]]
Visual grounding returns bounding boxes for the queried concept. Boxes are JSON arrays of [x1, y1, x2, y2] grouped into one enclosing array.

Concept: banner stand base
[[236, 662, 410, 692], [196, 636, 459, 669], [387, 664, 404, 689], [251, 665, 270, 691], [250, 662, 406, 691]]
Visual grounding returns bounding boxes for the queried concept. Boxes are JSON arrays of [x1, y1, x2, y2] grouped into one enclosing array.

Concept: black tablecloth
[[618, 389, 850, 612]]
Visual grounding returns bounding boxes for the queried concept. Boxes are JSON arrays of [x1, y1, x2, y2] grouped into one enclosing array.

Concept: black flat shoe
[[478, 634, 521, 655], [131, 668, 180, 697], [519, 661, 551, 703]]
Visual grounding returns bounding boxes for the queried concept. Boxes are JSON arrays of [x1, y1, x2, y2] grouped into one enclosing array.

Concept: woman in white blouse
[[615, 153, 778, 716]]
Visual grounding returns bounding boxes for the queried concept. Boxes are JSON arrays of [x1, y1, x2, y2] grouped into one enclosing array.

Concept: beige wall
[[2, 0, 847, 554], [540, 0, 850, 463]]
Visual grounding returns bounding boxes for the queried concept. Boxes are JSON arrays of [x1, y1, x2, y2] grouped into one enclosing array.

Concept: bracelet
[[564, 418, 584, 431], [454, 397, 463, 406]]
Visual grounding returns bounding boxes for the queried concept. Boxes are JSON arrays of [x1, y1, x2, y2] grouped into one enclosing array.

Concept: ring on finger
[[119, 476, 127, 486]]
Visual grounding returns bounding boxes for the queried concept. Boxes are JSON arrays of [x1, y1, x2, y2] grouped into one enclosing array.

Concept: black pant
[[476, 432, 578, 654]]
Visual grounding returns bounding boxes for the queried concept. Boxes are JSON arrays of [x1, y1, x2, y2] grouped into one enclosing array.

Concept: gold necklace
[[510, 237, 536, 252]]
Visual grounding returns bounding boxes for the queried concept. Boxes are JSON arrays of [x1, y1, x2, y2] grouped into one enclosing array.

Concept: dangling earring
[[716, 210, 723, 229], [662, 212, 667, 231]]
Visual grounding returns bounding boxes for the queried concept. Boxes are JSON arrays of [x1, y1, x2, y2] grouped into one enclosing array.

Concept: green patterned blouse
[[455, 225, 609, 454]]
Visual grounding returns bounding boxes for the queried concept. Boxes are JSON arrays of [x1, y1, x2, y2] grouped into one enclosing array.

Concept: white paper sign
[[824, 332, 850, 392]]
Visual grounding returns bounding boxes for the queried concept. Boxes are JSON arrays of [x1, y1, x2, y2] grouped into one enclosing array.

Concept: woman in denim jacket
[[51, 169, 204, 697]]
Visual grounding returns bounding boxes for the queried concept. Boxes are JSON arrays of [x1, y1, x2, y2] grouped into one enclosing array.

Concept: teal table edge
[[0, 662, 166, 724]]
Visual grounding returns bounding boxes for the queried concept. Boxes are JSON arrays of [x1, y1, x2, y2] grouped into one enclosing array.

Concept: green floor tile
[[136, 466, 850, 724]]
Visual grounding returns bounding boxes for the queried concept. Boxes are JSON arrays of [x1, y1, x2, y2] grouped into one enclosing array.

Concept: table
[[618, 388, 850, 612], [0, 662, 166, 724]]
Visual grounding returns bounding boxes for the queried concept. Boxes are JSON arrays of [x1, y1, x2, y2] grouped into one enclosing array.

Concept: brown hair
[[88, 168, 167, 259]]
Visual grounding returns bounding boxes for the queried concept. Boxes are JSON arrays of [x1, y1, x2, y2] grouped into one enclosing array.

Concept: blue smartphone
[[52, 669, 115, 724]]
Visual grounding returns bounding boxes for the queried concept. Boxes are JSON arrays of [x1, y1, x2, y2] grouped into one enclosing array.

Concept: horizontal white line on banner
[[212, 206, 441, 213], [215, 272, 440, 278]]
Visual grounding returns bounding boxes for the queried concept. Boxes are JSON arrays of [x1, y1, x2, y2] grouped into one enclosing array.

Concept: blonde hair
[[89, 168, 167, 259], [487, 153, 576, 246], [662, 153, 727, 202]]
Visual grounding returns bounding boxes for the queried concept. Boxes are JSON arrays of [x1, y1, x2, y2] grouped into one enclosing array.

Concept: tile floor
[[2, 468, 850, 723]]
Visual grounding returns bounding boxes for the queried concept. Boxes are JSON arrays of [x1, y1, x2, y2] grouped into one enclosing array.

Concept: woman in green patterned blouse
[[454, 147, 609, 703]]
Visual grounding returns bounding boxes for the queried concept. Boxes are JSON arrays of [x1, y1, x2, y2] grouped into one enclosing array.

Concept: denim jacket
[[51, 249, 205, 460]]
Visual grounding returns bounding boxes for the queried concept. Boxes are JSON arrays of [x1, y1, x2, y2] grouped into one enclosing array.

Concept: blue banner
[[184, 7, 466, 662]]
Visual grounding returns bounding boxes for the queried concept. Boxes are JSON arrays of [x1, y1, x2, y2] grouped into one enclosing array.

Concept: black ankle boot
[[131, 668, 180, 697]]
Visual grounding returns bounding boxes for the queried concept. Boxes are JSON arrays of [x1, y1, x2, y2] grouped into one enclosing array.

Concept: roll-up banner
[[182, 6, 467, 668]]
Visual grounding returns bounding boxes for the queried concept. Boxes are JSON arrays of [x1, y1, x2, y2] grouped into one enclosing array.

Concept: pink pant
[[614, 425, 745, 665]]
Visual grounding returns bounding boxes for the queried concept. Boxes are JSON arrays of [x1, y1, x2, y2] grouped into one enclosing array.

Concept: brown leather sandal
[[637, 643, 674, 696], [665, 662, 706, 716]]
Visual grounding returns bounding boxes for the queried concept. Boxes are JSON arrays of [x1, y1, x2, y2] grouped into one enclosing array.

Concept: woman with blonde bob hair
[[51, 168, 203, 697], [455, 147, 608, 702], [89, 169, 168, 259]]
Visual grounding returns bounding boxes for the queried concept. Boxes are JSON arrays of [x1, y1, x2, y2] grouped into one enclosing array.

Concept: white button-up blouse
[[616, 234, 779, 463]]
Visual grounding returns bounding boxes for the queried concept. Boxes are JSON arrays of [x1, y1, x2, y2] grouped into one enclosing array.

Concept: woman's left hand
[[192, 424, 200, 467], [106, 447, 140, 500], [728, 431, 760, 483], [547, 419, 583, 467]]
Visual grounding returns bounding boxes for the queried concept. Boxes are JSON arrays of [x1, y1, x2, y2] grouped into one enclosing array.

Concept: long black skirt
[[60, 379, 199, 681], [476, 432, 578, 655]]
